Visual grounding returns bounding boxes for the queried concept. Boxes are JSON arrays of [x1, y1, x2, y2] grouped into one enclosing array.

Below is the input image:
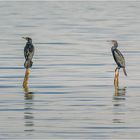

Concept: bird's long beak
[[107, 40, 113, 45], [22, 37, 26, 40]]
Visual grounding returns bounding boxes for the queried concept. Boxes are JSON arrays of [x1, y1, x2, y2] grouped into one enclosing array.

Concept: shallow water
[[0, 1, 140, 139]]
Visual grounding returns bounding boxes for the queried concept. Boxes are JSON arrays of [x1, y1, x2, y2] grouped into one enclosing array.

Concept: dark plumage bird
[[23, 37, 35, 69], [110, 40, 127, 76]]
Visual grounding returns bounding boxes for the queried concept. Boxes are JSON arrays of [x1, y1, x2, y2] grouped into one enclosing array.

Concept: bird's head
[[107, 40, 118, 48], [22, 37, 32, 43]]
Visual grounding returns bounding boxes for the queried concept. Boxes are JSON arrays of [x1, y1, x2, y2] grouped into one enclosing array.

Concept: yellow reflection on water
[[114, 86, 126, 97], [24, 91, 34, 134], [112, 86, 126, 124], [24, 91, 34, 135], [113, 68, 127, 124], [23, 69, 35, 134]]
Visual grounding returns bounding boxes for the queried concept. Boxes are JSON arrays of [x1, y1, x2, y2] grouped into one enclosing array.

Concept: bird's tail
[[24, 59, 33, 69], [123, 68, 127, 76]]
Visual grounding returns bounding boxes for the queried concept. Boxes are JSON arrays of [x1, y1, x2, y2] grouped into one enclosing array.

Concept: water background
[[0, 1, 140, 139]]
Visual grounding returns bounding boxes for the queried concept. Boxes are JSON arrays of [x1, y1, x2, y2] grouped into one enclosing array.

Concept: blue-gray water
[[0, 1, 140, 139]]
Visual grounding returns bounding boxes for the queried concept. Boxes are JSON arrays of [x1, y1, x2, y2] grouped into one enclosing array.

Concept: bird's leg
[[23, 69, 30, 88], [114, 68, 119, 87], [117, 69, 119, 87], [114, 68, 117, 84]]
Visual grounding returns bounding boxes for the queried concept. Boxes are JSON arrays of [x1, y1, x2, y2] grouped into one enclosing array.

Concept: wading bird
[[23, 37, 35, 69], [109, 40, 127, 86]]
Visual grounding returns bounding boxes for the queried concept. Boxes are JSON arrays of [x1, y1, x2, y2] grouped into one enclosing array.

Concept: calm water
[[0, 1, 140, 139]]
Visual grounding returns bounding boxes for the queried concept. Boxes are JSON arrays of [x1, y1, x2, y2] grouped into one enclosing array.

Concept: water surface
[[0, 1, 140, 139]]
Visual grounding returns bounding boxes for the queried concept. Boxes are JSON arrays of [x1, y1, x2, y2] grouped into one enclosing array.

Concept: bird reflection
[[23, 79, 35, 134], [112, 86, 127, 124], [114, 86, 126, 97], [114, 78, 126, 104]]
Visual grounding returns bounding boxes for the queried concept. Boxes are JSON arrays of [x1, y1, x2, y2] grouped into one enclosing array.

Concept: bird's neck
[[27, 41, 32, 44], [112, 44, 118, 50], [112, 46, 116, 50]]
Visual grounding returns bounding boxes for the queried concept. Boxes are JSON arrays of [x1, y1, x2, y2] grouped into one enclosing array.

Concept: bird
[[22, 37, 35, 69], [110, 40, 127, 76]]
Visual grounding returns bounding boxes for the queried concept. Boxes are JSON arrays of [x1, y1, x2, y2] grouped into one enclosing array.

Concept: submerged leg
[[114, 67, 119, 87], [23, 69, 30, 88]]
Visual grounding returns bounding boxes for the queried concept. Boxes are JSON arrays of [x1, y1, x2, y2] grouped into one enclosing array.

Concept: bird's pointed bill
[[22, 37, 27, 40]]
